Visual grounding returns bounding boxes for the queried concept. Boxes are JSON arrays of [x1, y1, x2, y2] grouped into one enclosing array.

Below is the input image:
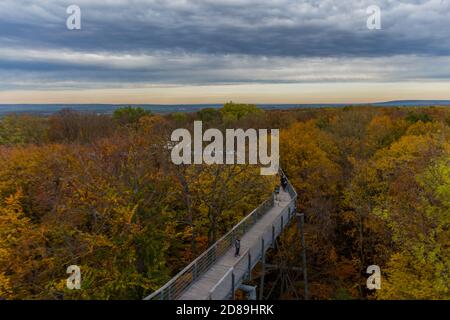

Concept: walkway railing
[[145, 195, 274, 300], [207, 248, 251, 300], [207, 175, 298, 300], [144, 170, 297, 300]]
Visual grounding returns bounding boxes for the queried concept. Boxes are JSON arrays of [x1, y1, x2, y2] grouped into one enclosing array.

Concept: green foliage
[[378, 158, 450, 299], [171, 112, 188, 122], [220, 102, 263, 122], [197, 108, 221, 122], [445, 116, 450, 127], [342, 106, 353, 112], [0, 114, 48, 145], [113, 106, 152, 128], [405, 111, 432, 124]]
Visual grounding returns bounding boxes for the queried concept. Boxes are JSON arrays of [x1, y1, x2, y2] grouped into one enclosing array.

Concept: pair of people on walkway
[[235, 173, 288, 258], [275, 172, 288, 203]]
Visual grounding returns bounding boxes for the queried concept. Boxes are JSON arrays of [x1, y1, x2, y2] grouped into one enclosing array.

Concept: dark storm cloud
[[0, 0, 449, 89], [2, 0, 450, 56]]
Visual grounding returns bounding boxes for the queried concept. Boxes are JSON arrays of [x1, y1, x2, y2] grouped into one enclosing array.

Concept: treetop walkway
[[145, 174, 298, 300]]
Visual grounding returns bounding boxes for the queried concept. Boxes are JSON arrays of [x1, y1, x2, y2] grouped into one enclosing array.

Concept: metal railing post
[[300, 213, 309, 300], [193, 262, 198, 280], [247, 253, 252, 281], [259, 238, 265, 300]]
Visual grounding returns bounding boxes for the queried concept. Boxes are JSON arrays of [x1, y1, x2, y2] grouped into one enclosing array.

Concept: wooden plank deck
[[179, 189, 293, 300]]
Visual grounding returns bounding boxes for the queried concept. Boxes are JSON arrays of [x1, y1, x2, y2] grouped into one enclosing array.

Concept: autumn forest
[[0, 104, 449, 300]]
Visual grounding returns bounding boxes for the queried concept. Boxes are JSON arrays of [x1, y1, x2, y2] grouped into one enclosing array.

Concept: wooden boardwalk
[[180, 189, 295, 300]]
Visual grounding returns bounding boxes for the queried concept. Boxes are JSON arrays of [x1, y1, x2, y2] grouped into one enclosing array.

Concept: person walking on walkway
[[274, 184, 281, 203], [281, 174, 288, 191], [234, 238, 241, 257]]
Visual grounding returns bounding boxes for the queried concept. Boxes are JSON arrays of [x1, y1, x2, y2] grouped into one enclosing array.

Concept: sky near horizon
[[1, 0, 450, 104]]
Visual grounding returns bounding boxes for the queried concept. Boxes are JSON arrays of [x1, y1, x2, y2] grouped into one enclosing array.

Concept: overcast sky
[[0, 0, 449, 104]]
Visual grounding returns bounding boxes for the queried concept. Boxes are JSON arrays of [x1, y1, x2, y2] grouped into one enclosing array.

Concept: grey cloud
[[0, 0, 449, 89], [1, 52, 450, 90], [2, 0, 450, 56]]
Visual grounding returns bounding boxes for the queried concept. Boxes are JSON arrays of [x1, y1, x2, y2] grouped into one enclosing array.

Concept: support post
[[193, 262, 198, 280], [259, 238, 265, 300], [247, 253, 252, 281], [212, 244, 217, 264], [298, 213, 309, 300], [239, 284, 257, 300], [231, 271, 235, 300], [272, 225, 275, 248]]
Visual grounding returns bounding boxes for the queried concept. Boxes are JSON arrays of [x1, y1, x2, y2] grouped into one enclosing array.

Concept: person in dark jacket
[[281, 174, 288, 191], [234, 238, 241, 257]]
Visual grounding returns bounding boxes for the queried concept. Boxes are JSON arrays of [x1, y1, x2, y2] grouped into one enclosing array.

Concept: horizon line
[[2, 99, 450, 106]]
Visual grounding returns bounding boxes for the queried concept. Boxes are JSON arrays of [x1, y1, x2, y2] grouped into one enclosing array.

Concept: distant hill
[[373, 100, 450, 106], [0, 100, 449, 116]]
